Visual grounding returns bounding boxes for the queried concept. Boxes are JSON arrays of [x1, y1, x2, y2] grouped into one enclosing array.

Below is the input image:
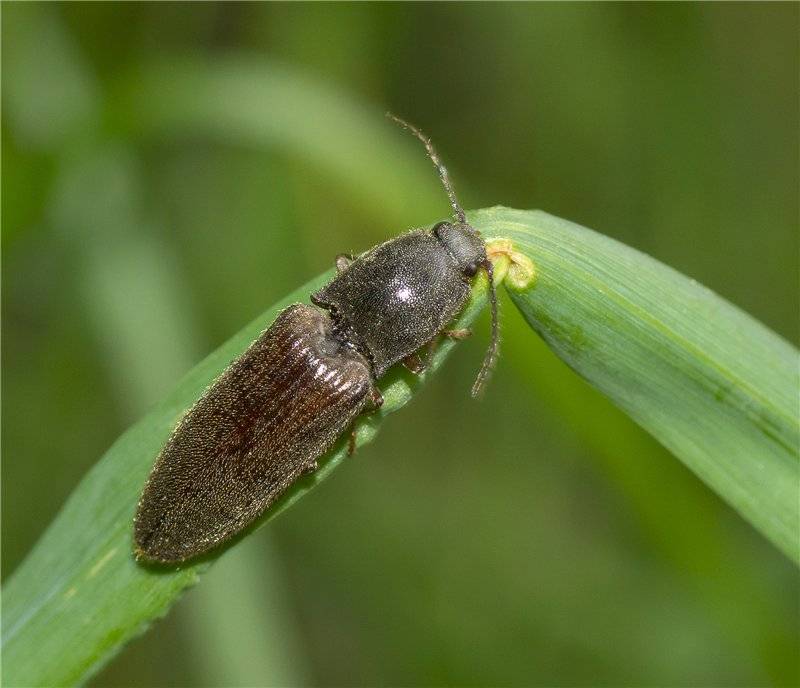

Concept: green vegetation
[[4, 4, 798, 687], [3, 208, 797, 686]]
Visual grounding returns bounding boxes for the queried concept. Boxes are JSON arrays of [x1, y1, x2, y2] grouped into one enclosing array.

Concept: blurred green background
[[3, 3, 798, 686]]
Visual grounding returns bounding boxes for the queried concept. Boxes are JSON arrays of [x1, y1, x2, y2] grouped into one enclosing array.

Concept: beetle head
[[433, 221, 486, 278]]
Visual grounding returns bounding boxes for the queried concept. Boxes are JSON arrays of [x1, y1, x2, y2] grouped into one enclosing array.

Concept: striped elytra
[[134, 305, 376, 563]]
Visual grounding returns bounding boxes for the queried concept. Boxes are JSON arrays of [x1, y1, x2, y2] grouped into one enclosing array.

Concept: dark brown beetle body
[[134, 116, 499, 564], [312, 225, 485, 377]]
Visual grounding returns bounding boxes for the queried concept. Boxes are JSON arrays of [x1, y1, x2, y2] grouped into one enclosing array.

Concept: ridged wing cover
[[312, 230, 470, 377], [134, 304, 373, 563]]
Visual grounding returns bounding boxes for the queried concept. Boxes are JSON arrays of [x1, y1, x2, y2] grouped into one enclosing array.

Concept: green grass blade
[[475, 206, 799, 564], [0, 267, 489, 688], [3, 206, 797, 686]]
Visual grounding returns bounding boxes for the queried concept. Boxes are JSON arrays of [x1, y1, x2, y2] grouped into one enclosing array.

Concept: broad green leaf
[[3, 207, 797, 686], [480, 206, 799, 564]]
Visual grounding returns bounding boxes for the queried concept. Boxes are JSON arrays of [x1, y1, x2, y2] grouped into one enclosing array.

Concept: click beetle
[[133, 115, 499, 564]]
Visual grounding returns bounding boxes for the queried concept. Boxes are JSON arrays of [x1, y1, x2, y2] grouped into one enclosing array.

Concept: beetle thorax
[[311, 230, 475, 378]]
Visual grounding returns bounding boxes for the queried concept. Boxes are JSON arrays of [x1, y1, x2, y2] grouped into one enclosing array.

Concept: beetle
[[133, 115, 499, 564]]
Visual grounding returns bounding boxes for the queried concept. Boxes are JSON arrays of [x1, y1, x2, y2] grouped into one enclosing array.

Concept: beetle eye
[[464, 261, 479, 277]]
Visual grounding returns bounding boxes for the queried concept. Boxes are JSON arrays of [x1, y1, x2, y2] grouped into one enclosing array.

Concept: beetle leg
[[403, 328, 471, 377], [335, 254, 355, 273], [444, 328, 472, 340], [420, 327, 471, 369], [401, 352, 426, 375], [347, 430, 357, 456], [369, 387, 384, 410]]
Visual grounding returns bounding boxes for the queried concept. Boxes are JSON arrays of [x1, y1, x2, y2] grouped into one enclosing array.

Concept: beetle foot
[[444, 328, 472, 340], [401, 353, 426, 375]]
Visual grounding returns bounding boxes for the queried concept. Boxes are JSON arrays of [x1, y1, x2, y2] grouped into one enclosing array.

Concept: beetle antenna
[[386, 112, 467, 225], [471, 259, 499, 398]]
